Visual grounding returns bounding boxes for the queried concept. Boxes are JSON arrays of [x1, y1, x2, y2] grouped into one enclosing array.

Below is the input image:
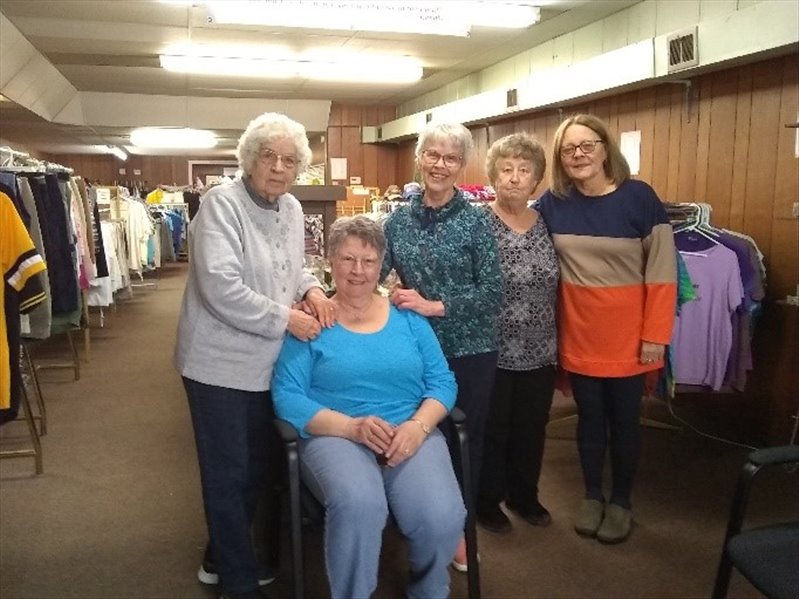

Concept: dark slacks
[[441, 351, 498, 505], [478, 365, 556, 511], [183, 377, 272, 595], [569, 372, 645, 509]]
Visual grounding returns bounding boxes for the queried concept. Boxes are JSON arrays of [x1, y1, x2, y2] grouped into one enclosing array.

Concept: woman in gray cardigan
[[174, 112, 335, 599]]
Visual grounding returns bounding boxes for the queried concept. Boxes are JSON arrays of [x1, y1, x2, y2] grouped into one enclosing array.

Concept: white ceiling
[[0, 0, 639, 157]]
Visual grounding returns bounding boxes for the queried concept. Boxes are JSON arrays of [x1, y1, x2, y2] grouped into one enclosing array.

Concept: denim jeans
[[299, 430, 465, 599], [182, 377, 272, 595]]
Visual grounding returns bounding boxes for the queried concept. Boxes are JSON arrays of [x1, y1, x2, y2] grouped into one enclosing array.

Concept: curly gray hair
[[485, 132, 546, 185], [236, 112, 312, 177]]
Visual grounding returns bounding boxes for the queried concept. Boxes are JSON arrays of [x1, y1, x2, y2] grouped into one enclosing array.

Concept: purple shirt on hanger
[[672, 244, 744, 391]]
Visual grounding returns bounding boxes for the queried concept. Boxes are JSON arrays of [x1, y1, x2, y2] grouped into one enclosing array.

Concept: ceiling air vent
[[667, 27, 699, 73], [425, 112, 433, 123], [377, 127, 382, 140], [507, 88, 518, 109]]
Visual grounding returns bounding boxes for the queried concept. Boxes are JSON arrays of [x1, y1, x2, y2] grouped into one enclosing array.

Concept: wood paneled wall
[[384, 53, 798, 443], [326, 103, 397, 190], [41, 154, 198, 189], [392, 54, 799, 303], [35, 54, 797, 440]]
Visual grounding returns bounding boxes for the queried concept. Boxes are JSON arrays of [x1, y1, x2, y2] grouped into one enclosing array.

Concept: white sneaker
[[197, 563, 275, 586]]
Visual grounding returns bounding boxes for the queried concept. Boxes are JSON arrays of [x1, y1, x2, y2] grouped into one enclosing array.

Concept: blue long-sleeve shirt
[[272, 305, 457, 438]]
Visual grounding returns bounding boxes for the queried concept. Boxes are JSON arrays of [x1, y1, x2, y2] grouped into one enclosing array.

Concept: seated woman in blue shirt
[[272, 215, 465, 599]]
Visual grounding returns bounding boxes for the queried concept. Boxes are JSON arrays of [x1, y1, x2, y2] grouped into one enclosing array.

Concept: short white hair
[[236, 112, 312, 176], [415, 121, 474, 165]]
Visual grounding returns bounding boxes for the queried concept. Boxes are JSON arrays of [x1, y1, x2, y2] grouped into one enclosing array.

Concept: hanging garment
[[17, 177, 53, 340], [84, 182, 109, 279], [672, 245, 744, 391], [23, 174, 79, 315], [1, 192, 46, 416]]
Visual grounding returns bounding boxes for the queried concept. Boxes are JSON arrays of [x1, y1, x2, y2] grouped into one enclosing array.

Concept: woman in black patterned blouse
[[477, 132, 560, 534]]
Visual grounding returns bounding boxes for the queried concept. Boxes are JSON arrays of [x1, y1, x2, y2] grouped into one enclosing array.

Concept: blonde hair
[[550, 114, 630, 198]]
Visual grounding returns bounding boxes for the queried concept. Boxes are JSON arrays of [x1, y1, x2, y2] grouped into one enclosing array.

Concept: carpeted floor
[[1, 261, 795, 599]]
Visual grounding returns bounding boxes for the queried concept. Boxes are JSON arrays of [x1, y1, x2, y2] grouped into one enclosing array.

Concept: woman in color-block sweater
[[536, 114, 677, 544]]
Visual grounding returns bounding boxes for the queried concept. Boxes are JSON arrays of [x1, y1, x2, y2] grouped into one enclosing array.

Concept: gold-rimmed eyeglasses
[[258, 148, 298, 169], [335, 255, 381, 270], [421, 149, 462, 168], [560, 139, 604, 158]]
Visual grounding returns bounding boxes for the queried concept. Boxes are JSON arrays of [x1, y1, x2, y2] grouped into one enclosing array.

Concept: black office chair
[[274, 407, 481, 599], [712, 445, 799, 599]]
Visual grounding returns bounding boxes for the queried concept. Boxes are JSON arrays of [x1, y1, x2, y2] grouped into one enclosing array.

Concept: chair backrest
[[712, 445, 799, 599]]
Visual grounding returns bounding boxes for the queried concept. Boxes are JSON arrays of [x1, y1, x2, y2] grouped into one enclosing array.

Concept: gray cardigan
[[174, 178, 320, 391]]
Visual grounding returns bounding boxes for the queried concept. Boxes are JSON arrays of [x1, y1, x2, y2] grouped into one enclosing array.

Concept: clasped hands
[[287, 288, 336, 341], [346, 415, 426, 467]]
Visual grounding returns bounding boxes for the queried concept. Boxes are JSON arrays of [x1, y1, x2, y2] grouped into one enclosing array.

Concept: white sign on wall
[[620, 130, 641, 176], [330, 157, 347, 180]]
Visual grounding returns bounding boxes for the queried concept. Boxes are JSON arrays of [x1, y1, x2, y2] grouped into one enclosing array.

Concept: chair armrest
[[748, 445, 799, 468], [449, 406, 466, 426], [274, 418, 299, 443]]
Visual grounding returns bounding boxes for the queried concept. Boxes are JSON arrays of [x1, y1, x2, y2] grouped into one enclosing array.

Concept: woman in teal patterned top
[[381, 120, 501, 572]]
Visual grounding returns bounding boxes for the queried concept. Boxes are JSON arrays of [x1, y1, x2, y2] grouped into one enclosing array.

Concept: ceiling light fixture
[[130, 127, 217, 149], [108, 145, 128, 161], [203, 1, 540, 36], [159, 46, 423, 83]]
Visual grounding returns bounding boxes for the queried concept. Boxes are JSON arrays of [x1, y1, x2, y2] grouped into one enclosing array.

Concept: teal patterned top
[[381, 189, 501, 358]]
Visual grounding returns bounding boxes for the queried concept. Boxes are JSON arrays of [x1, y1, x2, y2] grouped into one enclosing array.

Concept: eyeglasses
[[560, 139, 604, 158], [258, 148, 298, 169], [421, 149, 462, 168], [336, 255, 381, 270]]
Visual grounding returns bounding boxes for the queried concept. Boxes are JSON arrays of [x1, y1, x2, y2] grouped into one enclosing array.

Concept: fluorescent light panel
[[160, 49, 423, 83], [204, 1, 540, 36], [108, 146, 128, 161], [130, 128, 217, 149], [205, 1, 469, 37]]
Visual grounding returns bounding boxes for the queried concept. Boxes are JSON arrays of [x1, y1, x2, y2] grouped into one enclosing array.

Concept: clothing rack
[[0, 147, 74, 174]]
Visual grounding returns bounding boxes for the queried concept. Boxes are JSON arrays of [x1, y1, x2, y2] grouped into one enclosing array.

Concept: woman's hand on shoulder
[[303, 287, 337, 328], [287, 309, 322, 341], [345, 416, 394, 455], [390, 288, 444, 317]]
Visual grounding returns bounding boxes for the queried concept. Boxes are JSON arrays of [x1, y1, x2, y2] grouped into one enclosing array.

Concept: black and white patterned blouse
[[487, 207, 559, 370]]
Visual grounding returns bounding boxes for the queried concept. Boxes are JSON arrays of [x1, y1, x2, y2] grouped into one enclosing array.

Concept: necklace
[[334, 295, 376, 322]]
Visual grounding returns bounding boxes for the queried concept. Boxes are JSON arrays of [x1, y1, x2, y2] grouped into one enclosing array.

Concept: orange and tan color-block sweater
[[537, 179, 677, 378]]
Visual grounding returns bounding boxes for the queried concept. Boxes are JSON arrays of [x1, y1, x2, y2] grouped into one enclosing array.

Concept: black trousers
[[569, 372, 645, 509], [441, 351, 498, 505], [183, 377, 272, 595], [478, 365, 556, 512]]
